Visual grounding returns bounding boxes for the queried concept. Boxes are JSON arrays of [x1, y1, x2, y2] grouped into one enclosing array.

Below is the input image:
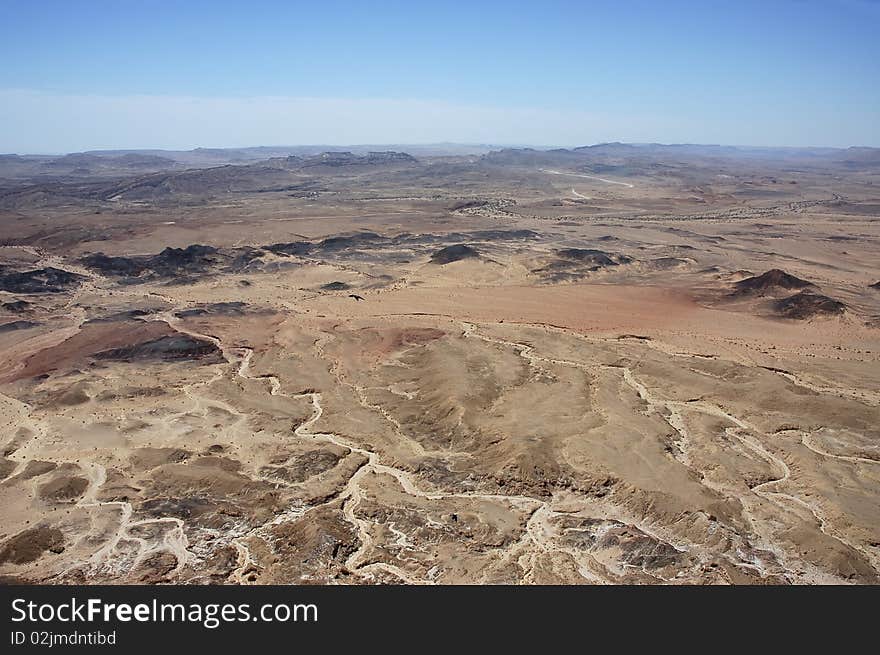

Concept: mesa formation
[[0, 143, 878, 584]]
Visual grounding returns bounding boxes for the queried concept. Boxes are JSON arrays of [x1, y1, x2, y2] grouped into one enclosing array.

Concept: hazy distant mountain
[[73, 143, 498, 166], [482, 143, 880, 171]]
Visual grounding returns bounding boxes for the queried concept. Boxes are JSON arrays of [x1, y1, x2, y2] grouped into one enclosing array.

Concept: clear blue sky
[[1, 0, 878, 152]]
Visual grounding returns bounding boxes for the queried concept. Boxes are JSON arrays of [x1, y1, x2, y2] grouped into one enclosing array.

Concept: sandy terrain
[[0, 144, 878, 584]]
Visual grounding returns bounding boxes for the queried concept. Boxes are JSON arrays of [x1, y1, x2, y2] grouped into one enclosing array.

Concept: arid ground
[[1, 143, 878, 584]]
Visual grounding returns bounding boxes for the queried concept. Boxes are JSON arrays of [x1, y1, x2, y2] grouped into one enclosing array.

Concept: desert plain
[[0, 143, 878, 584]]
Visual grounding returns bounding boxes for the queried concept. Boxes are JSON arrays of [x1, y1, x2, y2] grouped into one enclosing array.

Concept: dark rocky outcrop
[[78, 230, 540, 285], [81, 244, 226, 278], [734, 269, 813, 296], [142, 244, 220, 277], [0, 267, 84, 294], [0, 320, 39, 333], [265, 241, 313, 257], [174, 302, 248, 318], [430, 244, 480, 264], [532, 248, 634, 281], [84, 309, 153, 324], [318, 232, 385, 251], [79, 241, 252, 279], [93, 335, 223, 363], [773, 291, 846, 319], [79, 253, 150, 277], [449, 199, 491, 211], [1, 300, 31, 313], [556, 249, 634, 267], [321, 281, 351, 291]]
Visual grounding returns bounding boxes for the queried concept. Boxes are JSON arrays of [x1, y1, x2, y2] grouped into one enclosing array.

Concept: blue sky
[[1, 0, 878, 152]]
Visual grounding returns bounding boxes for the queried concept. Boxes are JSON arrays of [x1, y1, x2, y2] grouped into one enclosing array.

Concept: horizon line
[[6, 141, 877, 158]]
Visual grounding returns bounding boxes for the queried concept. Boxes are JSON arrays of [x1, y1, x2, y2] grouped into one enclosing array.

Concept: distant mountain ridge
[[2, 141, 878, 208], [480, 142, 880, 171]]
